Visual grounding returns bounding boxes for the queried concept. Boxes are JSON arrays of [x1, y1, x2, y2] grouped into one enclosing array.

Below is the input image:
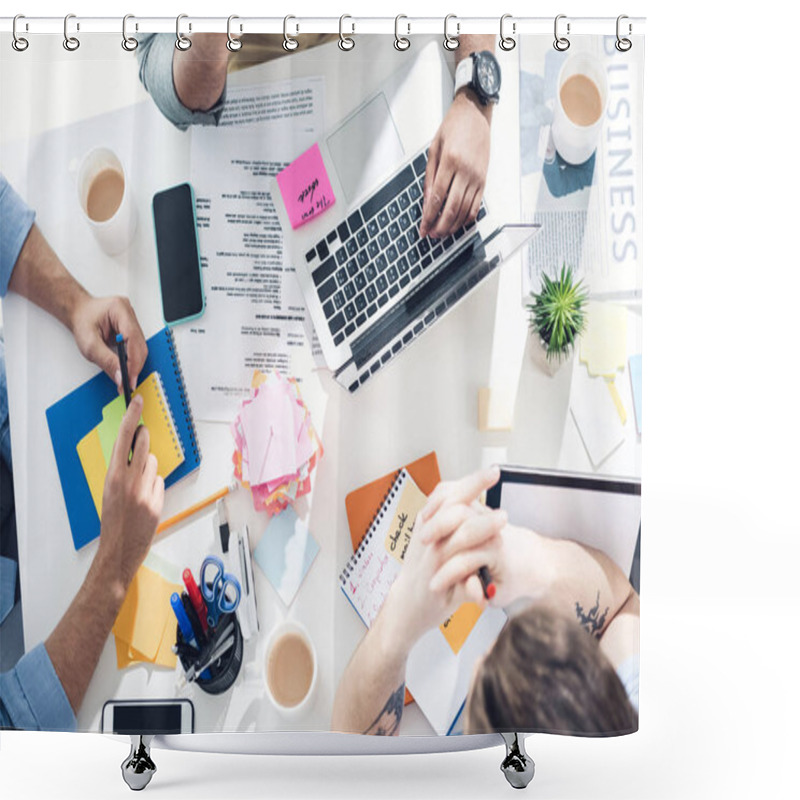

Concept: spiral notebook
[[339, 469, 428, 628], [47, 327, 201, 550]]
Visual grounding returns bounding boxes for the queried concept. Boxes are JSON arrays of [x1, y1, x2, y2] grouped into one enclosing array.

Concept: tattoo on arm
[[575, 591, 609, 638], [363, 684, 405, 736]]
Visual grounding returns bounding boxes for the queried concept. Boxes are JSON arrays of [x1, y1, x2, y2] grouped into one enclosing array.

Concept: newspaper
[[519, 37, 644, 301]]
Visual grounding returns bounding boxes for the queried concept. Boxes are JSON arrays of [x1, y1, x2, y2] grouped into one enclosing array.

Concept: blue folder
[[46, 327, 201, 550]]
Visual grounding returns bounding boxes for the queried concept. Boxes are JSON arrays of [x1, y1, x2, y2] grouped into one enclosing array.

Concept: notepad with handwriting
[[340, 469, 427, 628]]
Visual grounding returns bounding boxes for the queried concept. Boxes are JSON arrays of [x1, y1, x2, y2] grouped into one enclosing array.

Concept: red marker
[[182, 568, 208, 633], [478, 566, 496, 600]]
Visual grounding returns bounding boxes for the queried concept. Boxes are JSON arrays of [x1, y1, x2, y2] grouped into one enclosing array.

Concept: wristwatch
[[453, 50, 501, 106]]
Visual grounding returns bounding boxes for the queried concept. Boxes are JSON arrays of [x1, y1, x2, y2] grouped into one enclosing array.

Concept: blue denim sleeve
[[136, 33, 226, 131], [0, 174, 36, 298], [0, 643, 76, 731]]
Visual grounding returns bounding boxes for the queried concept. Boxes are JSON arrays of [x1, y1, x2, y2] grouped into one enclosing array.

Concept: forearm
[[44, 549, 129, 714], [332, 590, 411, 734], [172, 33, 229, 111], [514, 527, 636, 638], [7, 224, 88, 333]]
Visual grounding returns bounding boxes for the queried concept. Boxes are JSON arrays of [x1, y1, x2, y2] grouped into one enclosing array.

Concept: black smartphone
[[101, 698, 194, 734], [152, 183, 205, 325]]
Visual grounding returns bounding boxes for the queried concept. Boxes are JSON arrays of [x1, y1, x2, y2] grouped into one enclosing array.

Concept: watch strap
[[453, 55, 475, 99]]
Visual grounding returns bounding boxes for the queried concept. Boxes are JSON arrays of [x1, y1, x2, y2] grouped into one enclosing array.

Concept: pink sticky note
[[276, 143, 336, 230]]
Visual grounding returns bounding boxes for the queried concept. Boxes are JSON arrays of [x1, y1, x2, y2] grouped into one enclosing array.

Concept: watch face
[[476, 53, 501, 97]]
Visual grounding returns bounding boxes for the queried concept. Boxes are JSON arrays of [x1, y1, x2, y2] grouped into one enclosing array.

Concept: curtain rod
[[0, 15, 646, 38]]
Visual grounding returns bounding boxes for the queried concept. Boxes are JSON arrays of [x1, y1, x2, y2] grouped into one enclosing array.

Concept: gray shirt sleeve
[[135, 33, 226, 131]]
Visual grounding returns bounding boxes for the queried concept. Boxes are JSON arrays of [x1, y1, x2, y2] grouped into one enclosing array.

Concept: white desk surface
[[0, 34, 640, 735]]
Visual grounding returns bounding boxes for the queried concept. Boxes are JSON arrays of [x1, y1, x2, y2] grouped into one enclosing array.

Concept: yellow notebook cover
[[76, 428, 106, 520]]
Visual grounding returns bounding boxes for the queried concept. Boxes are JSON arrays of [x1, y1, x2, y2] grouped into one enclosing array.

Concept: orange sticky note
[[276, 143, 335, 229], [440, 603, 483, 655]]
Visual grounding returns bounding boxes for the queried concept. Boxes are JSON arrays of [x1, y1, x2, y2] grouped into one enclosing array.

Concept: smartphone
[[101, 698, 194, 735], [152, 183, 205, 325]]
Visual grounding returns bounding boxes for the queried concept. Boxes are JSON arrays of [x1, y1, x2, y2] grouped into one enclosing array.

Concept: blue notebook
[[46, 327, 201, 550]]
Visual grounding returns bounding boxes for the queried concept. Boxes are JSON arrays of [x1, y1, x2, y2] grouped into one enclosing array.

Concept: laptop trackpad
[[326, 92, 405, 205]]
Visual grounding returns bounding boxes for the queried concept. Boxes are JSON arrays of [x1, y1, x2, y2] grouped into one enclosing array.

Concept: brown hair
[[464, 605, 637, 736]]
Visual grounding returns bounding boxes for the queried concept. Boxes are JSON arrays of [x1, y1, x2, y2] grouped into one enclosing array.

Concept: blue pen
[[170, 593, 211, 679]]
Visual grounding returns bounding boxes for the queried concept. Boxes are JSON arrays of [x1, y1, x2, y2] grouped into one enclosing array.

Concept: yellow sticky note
[[153, 619, 178, 670], [440, 602, 483, 655], [77, 428, 106, 520], [580, 302, 628, 378], [112, 565, 181, 663], [384, 477, 428, 565], [134, 373, 184, 479]]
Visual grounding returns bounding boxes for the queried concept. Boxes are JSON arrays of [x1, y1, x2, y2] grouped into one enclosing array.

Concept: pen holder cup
[[176, 613, 244, 695]]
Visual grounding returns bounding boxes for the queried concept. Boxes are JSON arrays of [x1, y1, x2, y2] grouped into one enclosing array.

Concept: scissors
[[200, 555, 242, 628]]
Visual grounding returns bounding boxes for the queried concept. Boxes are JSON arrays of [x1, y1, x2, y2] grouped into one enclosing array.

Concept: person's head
[[464, 605, 637, 735]]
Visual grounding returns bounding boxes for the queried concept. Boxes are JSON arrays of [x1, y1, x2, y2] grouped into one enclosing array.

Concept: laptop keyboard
[[304, 149, 486, 348]]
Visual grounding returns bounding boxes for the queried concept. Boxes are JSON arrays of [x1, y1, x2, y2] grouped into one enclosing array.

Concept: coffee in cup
[[76, 147, 137, 255], [551, 54, 608, 165], [263, 621, 317, 714]]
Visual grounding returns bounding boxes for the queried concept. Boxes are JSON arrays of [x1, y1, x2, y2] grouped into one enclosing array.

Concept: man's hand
[[70, 295, 148, 391], [420, 89, 492, 239], [97, 395, 164, 591]]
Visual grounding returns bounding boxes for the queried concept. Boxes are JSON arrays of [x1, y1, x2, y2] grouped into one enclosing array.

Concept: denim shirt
[[0, 173, 35, 298], [136, 33, 226, 130], [0, 643, 76, 731], [0, 174, 76, 731]]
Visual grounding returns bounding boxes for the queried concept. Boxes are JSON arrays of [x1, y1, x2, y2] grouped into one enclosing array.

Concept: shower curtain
[[0, 18, 644, 738]]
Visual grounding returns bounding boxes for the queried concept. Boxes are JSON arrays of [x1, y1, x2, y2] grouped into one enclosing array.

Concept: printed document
[[175, 78, 324, 421]]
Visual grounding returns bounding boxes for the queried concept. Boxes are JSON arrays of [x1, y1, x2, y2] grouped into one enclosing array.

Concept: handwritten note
[[384, 478, 427, 565], [276, 143, 335, 229]]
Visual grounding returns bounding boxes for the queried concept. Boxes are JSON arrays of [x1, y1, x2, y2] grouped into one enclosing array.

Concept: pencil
[[156, 485, 232, 535]]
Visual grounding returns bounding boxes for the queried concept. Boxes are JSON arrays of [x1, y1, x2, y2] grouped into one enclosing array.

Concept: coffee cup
[[551, 54, 608, 165], [262, 621, 317, 716], [76, 147, 137, 255]]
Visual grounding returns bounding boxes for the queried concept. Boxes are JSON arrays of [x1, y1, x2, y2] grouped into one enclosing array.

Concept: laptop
[[273, 42, 540, 392]]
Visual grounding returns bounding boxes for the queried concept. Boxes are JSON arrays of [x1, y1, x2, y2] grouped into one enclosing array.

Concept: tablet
[[486, 467, 641, 579]]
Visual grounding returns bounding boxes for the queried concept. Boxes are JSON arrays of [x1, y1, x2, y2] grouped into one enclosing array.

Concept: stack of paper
[[231, 370, 323, 515], [112, 563, 182, 670]]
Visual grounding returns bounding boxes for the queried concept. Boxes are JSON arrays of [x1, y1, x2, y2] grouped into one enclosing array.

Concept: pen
[[177, 592, 212, 680], [170, 592, 200, 650], [182, 568, 208, 634], [182, 592, 208, 647], [115, 333, 132, 406], [115, 333, 140, 451], [478, 566, 496, 600], [238, 535, 249, 597], [217, 498, 230, 554]]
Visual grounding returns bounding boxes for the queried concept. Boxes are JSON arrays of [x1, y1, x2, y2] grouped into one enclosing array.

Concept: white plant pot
[[528, 334, 575, 377]]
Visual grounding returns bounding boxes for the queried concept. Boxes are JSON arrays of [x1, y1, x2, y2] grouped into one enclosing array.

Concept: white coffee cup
[[551, 54, 608, 165], [262, 621, 317, 717], [76, 147, 137, 255]]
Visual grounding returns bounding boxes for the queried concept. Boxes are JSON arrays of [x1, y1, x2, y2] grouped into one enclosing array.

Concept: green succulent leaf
[[527, 264, 589, 361]]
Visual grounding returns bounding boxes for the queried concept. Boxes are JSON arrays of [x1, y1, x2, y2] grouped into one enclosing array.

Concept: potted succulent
[[527, 264, 588, 375]]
